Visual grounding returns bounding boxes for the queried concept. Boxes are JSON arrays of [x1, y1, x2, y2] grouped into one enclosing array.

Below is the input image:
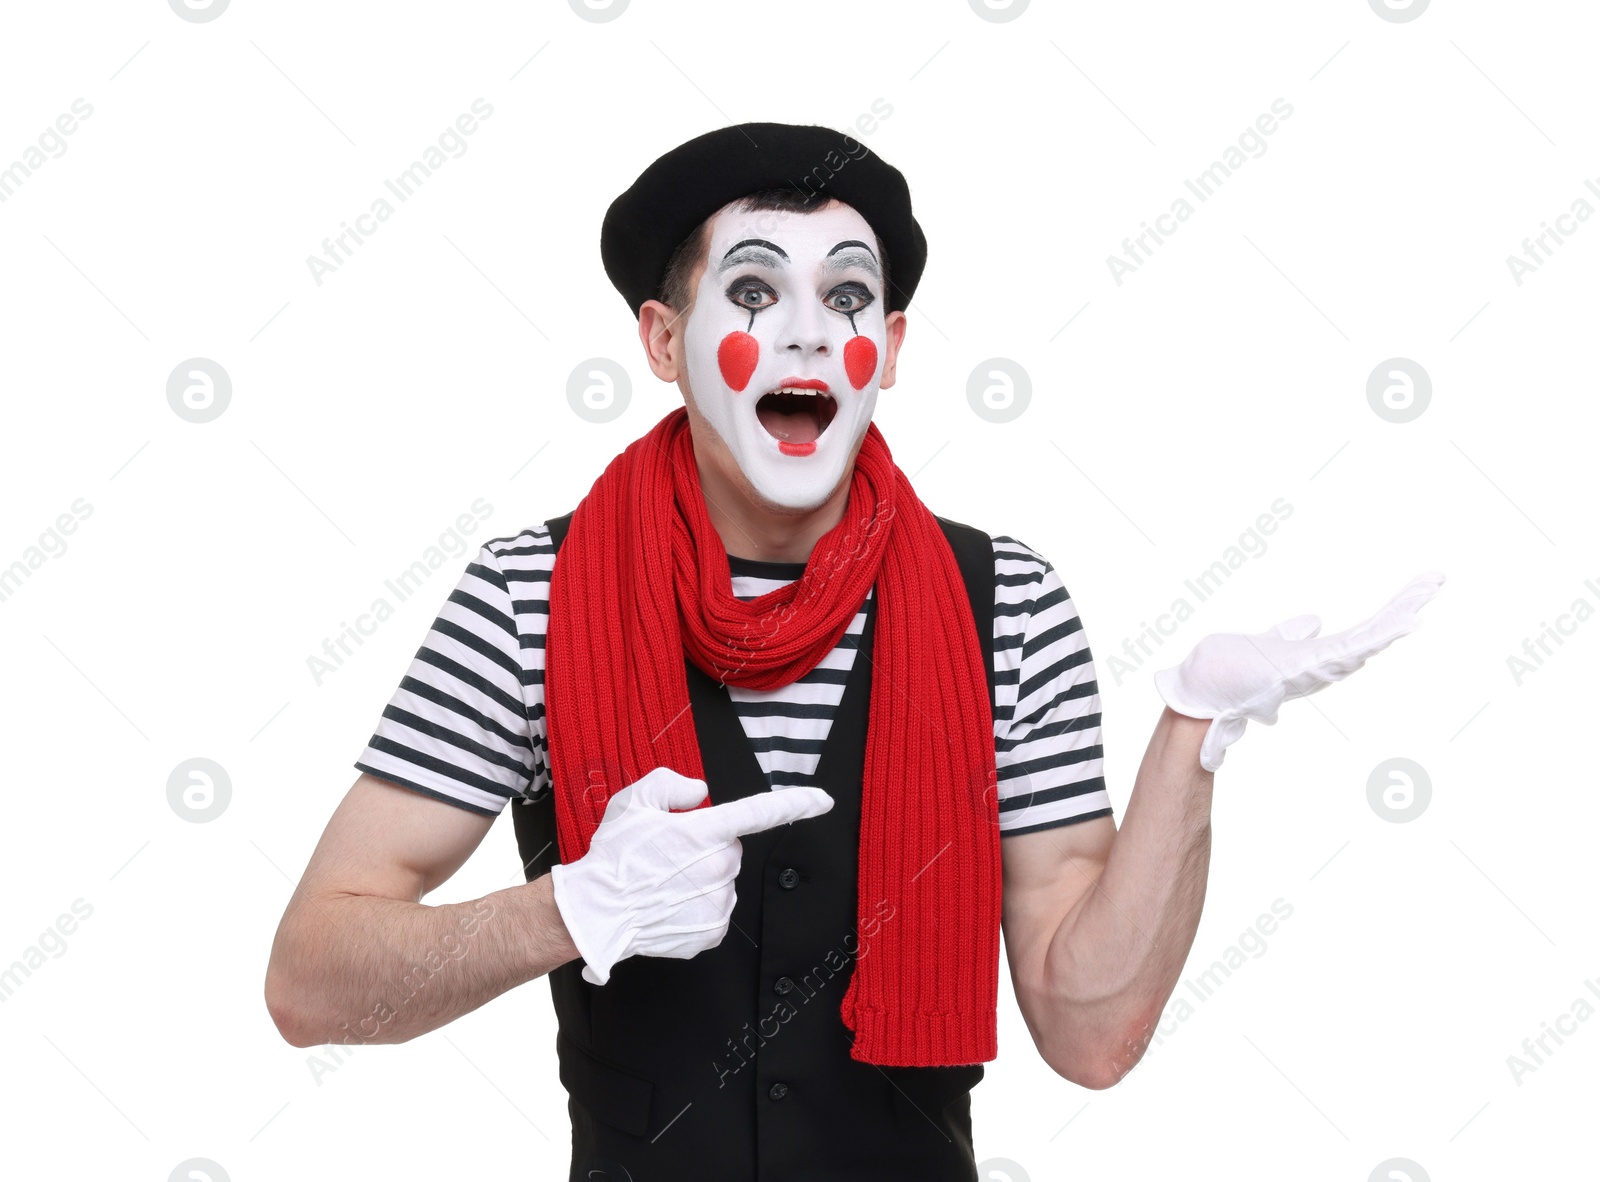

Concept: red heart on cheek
[[717, 331, 759, 392], [844, 336, 878, 391]]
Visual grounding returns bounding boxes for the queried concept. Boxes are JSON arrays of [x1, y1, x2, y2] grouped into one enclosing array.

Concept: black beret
[[600, 121, 926, 317]]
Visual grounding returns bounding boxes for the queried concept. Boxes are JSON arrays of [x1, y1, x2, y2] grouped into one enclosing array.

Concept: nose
[[775, 294, 832, 359]]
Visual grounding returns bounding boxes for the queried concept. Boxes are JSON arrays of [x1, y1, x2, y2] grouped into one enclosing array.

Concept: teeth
[[768, 387, 822, 397]]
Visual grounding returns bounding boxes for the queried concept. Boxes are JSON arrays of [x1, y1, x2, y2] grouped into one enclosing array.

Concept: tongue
[[757, 401, 822, 445]]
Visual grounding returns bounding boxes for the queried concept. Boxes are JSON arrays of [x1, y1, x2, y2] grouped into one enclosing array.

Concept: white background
[[1, 1, 1592, 1179]]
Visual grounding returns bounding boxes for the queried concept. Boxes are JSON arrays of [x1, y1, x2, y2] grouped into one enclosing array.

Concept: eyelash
[[723, 277, 877, 318], [726, 277, 777, 311], [824, 282, 874, 315]]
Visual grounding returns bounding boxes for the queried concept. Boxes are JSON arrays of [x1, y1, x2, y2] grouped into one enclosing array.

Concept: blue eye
[[727, 278, 777, 311], [825, 282, 874, 315]]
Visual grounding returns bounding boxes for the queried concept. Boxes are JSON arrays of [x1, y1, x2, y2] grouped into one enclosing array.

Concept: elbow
[[270, 1009, 315, 1050], [264, 962, 318, 1049], [1045, 1049, 1131, 1091], [1041, 1014, 1159, 1090]]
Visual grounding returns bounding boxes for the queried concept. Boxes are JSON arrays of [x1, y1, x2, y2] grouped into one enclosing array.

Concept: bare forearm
[[267, 873, 577, 1048], [1046, 707, 1214, 1082]]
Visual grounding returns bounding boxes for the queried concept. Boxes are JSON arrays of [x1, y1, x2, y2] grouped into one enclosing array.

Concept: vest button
[[769, 1082, 789, 1100], [778, 867, 800, 889], [774, 976, 794, 995]]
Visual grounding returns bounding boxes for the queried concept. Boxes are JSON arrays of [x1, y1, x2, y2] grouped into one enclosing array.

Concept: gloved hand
[[548, 766, 834, 985], [1153, 571, 1445, 773]]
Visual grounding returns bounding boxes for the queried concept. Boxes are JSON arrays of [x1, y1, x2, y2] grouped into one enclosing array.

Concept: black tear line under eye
[[724, 276, 779, 333], [827, 282, 875, 336]]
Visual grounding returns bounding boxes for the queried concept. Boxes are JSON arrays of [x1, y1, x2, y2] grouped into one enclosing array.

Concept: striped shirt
[[355, 524, 1113, 837]]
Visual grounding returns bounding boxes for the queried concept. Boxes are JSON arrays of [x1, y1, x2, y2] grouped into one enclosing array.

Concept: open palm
[[1154, 571, 1446, 771]]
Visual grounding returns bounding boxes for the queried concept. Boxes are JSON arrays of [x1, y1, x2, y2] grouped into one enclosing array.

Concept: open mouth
[[755, 384, 838, 455]]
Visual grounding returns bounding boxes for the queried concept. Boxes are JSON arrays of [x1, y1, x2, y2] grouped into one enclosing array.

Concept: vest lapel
[[684, 587, 879, 804], [685, 656, 772, 806]]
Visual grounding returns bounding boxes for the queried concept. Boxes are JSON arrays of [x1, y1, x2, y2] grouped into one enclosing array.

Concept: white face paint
[[681, 200, 888, 512]]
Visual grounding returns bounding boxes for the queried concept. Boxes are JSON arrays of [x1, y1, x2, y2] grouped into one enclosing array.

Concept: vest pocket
[[557, 1030, 657, 1137]]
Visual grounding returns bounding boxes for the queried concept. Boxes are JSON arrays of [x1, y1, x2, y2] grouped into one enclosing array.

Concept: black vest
[[512, 511, 998, 1182]]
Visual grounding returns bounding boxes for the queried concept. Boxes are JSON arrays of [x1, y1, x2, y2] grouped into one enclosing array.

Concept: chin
[[744, 472, 841, 515], [738, 428, 858, 513]]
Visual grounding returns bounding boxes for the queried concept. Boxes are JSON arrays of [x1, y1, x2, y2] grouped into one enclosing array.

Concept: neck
[[689, 433, 853, 564]]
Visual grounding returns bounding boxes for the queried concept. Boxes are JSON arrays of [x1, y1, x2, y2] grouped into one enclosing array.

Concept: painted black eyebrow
[[827, 240, 876, 259], [715, 236, 881, 284], [716, 241, 789, 280], [824, 240, 881, 279], [718, 239, 789, 269]]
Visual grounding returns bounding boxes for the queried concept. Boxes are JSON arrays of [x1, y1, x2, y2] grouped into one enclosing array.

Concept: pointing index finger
[[678, 786, 835, 845]]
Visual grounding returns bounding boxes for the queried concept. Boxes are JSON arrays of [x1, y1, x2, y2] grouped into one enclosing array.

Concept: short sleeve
[[990, 536, 1113, 837], [354, 535, 549, 816]]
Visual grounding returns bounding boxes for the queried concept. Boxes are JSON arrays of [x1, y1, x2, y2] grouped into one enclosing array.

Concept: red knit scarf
[[545, 406, 1000, 1067]]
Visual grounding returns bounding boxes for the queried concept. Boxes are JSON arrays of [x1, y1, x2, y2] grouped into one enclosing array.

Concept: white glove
[[1153, 571, 1445, 773], [548, 766, 834, 985]]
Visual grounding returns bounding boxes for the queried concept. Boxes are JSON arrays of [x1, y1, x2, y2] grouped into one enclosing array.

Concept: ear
[[876, 310, 909, 390], [637, 298, 690, 382]]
